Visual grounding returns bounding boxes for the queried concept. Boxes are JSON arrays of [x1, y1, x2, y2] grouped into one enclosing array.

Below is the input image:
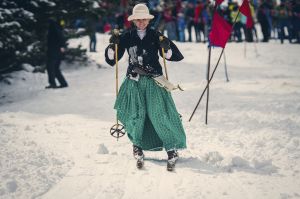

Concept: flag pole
[[189, 48, 224, 122], [189, 7, 242, 122], [254, 40, 259, 57], [244, 40, 247, 58], [223, 50, 229, 82], [204, 3, 219, 125], [205, 46, 212, 124]]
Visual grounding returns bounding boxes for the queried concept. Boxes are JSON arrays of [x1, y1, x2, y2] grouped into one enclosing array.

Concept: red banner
[[209, 12, 232, 48]]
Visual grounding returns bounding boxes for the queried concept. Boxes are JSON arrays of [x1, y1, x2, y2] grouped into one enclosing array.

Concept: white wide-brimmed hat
[[128, 4, 154, 21]]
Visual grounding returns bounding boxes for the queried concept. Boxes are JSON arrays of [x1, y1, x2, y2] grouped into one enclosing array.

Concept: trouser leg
[[54, 59, 68, 87], [188, 22, 193, 42], [46, 59, 57, 86]]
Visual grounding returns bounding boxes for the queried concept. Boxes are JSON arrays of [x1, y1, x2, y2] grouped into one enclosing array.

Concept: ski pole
[[159, 36, 168, 80], [109, 29, 125, 139], [115, 44, 119, 114], [158, 36, 184, 91], [114, 29, 119, 125]]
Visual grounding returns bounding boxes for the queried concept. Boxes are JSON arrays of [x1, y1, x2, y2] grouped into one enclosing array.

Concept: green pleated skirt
[[114, 76, 186, 151]]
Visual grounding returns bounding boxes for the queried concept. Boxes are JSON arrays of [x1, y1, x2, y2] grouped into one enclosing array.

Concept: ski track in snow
[[1, 34, 300, 199]]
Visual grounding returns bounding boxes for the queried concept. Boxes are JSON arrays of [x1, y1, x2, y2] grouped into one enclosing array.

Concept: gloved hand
[[159, 36, 170, 51], [108, 43, 116, 51], [109, 29, 120, 45]]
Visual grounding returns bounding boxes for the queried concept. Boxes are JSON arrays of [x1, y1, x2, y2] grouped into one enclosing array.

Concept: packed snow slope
[[1, 34, 300, 199]]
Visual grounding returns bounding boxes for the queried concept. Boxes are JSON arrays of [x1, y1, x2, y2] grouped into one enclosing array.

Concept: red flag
[[209, 12, 232, 48], [239, 0, 254, 28], [215, 0, 224, 5]]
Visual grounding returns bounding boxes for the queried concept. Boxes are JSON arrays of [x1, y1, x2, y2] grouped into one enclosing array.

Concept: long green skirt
[[114, 76, 186, 151]]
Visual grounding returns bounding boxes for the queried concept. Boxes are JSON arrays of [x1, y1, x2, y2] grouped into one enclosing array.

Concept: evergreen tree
[[0, 0, 117, 74]]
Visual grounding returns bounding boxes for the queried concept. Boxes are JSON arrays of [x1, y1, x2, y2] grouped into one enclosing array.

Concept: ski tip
[[167, 163, 175, 172], [167, 167, 175, 172], [136, 160, 144, 169]]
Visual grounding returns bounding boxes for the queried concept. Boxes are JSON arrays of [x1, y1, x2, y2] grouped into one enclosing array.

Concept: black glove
[[109, 30, 120, 45], [108, 43, 116, 51], [159, 36, 170, 51]]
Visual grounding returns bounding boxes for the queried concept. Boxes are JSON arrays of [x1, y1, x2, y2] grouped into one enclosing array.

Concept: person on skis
[[105, 3, 186, 171]]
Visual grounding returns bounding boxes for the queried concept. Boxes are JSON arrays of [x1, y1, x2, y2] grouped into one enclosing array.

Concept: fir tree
[[0, 0, 119, 74]]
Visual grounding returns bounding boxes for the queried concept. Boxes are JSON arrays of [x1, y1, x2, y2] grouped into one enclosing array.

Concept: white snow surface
[[1, 34, 300, 199]]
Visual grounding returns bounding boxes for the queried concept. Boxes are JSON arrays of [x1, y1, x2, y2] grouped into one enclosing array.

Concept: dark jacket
[[105, 27, 184, 77], [47, 19, 66, 58]]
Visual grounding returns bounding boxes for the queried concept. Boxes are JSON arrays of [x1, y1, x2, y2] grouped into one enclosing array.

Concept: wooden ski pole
[[159, 36, 185, 91], [109, 29, 125, 139], [113, 29, 120, 125], [115, 43, 119, 125]]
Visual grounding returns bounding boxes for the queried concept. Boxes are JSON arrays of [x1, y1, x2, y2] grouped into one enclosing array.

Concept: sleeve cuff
[[108, 48, 115, 60], [165, 49, 172, 59]]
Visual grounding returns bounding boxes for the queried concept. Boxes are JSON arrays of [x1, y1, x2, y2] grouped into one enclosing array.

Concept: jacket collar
[[132, 27, 152, 39]]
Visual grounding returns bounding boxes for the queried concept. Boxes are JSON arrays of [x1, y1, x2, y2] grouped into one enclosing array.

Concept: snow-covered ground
[[1, 33, 300, 199]]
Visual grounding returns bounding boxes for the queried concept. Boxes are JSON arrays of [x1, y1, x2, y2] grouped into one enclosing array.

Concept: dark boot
[[133, 145, 144, 159], [133, 145, 144, 169], [45, 85, 58, 89], [167, 150, 178, 171]]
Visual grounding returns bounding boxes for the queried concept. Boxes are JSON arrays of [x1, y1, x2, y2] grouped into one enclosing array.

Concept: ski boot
[[167, 150, 178, 171], [133, 145, 144, 169]]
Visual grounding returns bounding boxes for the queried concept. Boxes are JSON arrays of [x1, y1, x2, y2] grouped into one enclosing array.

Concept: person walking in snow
[[86, 14, 98, 52], [45, 18, 68, 89], [177, 12, 186, 42], [105, 3, 186, 171]]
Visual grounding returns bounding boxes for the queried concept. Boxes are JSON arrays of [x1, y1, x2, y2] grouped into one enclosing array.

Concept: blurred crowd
[[77, 0, 300, 44]]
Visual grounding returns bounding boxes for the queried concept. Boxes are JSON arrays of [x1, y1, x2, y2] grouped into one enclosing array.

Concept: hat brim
[[128, 14, 154, 21]]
